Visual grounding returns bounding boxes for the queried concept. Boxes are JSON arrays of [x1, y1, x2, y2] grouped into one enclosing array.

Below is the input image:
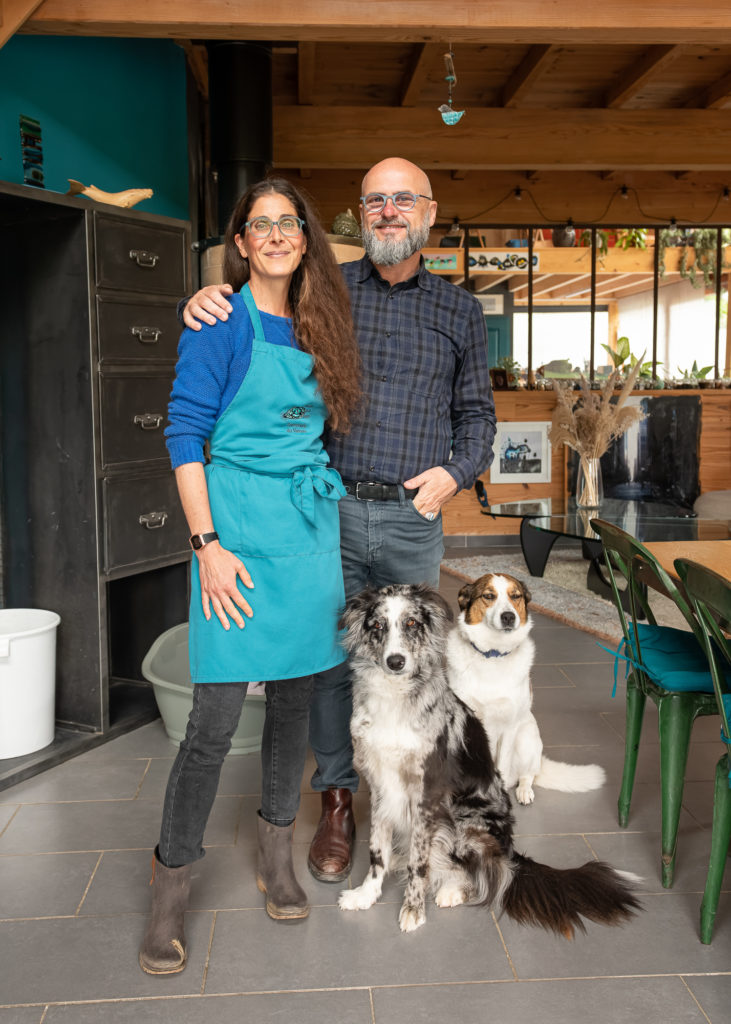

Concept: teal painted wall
[[0, 37, 188, 220]]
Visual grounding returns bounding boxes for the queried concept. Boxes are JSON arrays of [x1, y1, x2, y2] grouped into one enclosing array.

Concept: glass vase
[[576, 456, 603, 508]]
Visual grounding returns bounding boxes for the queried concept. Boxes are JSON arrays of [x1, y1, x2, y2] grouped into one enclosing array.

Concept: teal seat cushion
[[626, 623, 730, 694]]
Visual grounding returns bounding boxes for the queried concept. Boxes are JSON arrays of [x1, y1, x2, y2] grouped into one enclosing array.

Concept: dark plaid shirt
[[327, 256, 496, 491]]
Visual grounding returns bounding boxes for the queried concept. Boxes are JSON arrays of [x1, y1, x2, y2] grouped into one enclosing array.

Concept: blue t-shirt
[[165, 292, 297, 469]]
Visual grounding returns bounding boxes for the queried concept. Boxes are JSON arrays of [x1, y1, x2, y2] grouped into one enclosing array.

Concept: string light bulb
[[620, 185, 629, 199], [514, 187, 523, 201], [723, 187, 730, 202]]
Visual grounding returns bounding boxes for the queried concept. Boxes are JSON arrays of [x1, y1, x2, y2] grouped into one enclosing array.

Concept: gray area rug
[[442, 548, 687, 642]]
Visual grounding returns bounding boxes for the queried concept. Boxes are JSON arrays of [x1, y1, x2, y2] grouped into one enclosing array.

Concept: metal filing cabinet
[[0, 183, 191, 740]]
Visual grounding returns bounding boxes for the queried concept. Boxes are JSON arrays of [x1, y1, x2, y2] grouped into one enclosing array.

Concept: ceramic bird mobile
[[66, 179, 154, 208], [438, 49, 465, 125]]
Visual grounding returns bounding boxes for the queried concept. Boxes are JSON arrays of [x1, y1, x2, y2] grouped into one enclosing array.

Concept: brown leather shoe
[[307, 788, 355, 882]]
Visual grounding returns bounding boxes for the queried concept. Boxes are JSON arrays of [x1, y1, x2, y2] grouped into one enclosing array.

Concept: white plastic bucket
[[0, 609, 60, 759]]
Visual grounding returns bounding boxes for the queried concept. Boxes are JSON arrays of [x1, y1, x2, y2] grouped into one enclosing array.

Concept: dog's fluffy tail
[[502, 853, 641, 938], [535, 757, 606, 793]]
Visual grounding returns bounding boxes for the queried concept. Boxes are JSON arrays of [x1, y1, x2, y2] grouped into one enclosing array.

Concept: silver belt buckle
[[355, 481, 371, 500]]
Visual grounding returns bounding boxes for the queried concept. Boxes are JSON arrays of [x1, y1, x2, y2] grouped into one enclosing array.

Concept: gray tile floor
[[1, 565, 729, 1023]]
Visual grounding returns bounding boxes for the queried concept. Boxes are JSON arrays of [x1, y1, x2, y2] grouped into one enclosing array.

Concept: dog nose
[[386, 653, 406, 672], [500, 611, 516, 628]]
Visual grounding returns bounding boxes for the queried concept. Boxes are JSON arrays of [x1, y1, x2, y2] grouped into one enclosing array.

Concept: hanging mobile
[[438, 47, 465, 125]]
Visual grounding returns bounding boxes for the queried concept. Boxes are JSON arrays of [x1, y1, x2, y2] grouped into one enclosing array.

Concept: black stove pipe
[[206, 41, 273, 235]]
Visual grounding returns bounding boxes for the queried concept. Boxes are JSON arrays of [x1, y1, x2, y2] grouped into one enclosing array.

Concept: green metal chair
[[674, 558, 731, 943], [591, 519, 719, 888]]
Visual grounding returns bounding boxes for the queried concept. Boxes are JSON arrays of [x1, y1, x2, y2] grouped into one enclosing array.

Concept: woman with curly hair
[[139, 178, 361, 975]]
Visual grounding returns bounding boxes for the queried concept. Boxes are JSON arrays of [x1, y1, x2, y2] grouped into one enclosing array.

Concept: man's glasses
[[360, 191, 432, 213], [241, 215, 305, 238]]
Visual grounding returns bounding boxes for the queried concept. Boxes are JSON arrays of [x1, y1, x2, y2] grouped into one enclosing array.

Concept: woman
[[139, 178, 361, 975]]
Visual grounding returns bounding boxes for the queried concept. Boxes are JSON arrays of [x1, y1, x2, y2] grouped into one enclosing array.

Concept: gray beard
[[362, 217, 431, 267]]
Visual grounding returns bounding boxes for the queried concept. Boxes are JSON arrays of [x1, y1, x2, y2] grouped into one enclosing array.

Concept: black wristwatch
[[189, 531, 219, 550]]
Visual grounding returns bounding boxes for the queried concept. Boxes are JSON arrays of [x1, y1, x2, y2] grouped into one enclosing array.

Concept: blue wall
[[0, 36, 188, 221]]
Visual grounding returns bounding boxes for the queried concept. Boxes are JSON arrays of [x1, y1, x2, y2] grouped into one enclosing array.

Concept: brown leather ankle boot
[[139, 848, 191, 975], [307, 788, 355, 882]]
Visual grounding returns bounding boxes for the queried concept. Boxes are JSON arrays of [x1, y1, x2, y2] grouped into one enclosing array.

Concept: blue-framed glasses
[[241, 215, 305, 238], [360, 191, 432, 213]]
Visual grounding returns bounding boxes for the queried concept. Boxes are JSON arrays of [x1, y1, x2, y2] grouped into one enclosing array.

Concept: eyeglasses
[[241, 215, 305, 238], [360, 191, 432, 213]]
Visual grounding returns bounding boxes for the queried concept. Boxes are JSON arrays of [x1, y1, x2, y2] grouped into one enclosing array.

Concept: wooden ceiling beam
[[502, 44, 554, 107], [1, 0, 46, 47], [274, 106, 731, 171], [22, 1, 731, 45], [702, 67, 731, 109], [298, 42, 316, 105], [400, 43, 441, 107], [604, 44, 682, 108]]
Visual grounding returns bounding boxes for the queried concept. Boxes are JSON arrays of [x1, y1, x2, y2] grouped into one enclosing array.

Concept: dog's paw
[[398, 901, 426, 932], [434, 884, 466, 908], [516, 781, 535, 805], [339, 885, 376, 912]]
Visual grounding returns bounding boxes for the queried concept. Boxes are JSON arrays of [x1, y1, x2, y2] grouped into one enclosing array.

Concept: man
[[182, 157, 497, 883]]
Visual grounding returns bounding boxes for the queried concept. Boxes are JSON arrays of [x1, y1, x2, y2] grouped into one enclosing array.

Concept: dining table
[[643, 540, 731, 584]]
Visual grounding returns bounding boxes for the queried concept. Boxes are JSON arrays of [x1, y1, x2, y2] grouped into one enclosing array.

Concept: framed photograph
[[490, 421, 552, 484], [490, 368, 509, 390]]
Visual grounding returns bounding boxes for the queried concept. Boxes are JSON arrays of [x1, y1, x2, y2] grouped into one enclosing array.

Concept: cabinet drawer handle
[[133, 413, 164, 430], [139, 510, 168, 530], [129, 249, 160, 268], [131, 326, 162, 344]]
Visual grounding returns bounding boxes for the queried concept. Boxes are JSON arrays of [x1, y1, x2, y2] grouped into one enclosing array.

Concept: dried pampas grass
[[549, 359, 644, 460], [549, 360, 645, 505]]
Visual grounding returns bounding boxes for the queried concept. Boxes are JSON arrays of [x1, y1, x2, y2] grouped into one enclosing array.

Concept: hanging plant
[[658, 226, 729, 289]]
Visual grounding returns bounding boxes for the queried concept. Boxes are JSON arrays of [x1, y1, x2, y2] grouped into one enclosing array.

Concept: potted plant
[[676, 361, 714, 388], [615, 228, 648, 250]]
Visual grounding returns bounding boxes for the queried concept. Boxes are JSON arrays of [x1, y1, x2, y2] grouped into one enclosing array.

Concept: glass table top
[[482, 497, 730, 544]]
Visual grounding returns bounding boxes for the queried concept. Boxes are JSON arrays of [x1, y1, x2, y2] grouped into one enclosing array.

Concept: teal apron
[[188, 283, 346, 682]]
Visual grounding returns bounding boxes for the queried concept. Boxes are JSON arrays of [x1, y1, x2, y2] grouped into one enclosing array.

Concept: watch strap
[[189, 531, 219, 550]]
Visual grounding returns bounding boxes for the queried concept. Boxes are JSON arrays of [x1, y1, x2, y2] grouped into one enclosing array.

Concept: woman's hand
[[196, 541, 254, 630], [183, 284, 234, 330]]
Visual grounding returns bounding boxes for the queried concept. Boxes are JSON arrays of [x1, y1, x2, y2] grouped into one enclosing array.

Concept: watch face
[[190, 535, 204, 550]]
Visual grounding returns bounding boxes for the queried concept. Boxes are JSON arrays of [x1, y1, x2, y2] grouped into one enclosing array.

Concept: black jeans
[[158, 675, 314, 868]]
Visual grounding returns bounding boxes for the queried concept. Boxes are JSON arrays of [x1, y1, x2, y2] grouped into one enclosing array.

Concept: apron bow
[[291, 466, 346, 525]]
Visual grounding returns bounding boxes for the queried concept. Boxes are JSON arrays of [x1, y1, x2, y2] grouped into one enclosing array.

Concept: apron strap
[[240, 282, 266, 343]]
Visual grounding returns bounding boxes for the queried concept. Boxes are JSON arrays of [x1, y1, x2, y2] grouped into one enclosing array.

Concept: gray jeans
[[159, 675, 314, 867]]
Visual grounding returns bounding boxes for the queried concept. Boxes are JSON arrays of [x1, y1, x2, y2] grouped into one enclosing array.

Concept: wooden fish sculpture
[[66, 179, 153, 208]]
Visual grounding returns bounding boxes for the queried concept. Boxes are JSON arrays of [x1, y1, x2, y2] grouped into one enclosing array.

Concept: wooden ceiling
[[6, 1, 731, 227]]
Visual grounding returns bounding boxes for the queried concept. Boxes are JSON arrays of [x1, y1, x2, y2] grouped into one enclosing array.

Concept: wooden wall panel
[[443, 389, 731, 536]]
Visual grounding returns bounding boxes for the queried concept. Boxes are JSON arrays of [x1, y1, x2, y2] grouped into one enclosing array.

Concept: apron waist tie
[[291, 466, 346, 525]]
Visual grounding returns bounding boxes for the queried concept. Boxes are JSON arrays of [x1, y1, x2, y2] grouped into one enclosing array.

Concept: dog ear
[[521, 583, 532, 606], [338, 587, 377, 632], [457, 581, 473, 611], [413, 583, 454, 628]]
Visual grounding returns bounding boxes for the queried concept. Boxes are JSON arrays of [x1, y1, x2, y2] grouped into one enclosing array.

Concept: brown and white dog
[[447, 572, 606, 805]]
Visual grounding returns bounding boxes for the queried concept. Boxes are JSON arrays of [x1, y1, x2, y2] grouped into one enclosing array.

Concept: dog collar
[[469, 641, 509, 659]]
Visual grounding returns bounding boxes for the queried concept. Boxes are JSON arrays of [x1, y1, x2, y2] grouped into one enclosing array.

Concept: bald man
[[181, 157, 497, 884]]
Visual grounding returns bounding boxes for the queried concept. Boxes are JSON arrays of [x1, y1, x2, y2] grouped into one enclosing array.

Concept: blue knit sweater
[[164, 292, 297, 469]]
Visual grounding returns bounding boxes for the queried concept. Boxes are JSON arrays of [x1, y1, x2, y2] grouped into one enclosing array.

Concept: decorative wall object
[[19, 114, 43, 187], [490, 421, 552, 484], [66, 179, 153, 208]]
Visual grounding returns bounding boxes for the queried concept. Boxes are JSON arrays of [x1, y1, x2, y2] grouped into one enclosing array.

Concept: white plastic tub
[[0, 608, 60, 759], [142, 623, 265, 754]]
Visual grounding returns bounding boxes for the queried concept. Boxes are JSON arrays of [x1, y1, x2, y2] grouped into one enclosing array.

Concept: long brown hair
[[222, 177, 361, 432]]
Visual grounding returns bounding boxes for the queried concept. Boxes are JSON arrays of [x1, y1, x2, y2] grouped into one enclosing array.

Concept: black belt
[[343, 481, 418, 501]]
